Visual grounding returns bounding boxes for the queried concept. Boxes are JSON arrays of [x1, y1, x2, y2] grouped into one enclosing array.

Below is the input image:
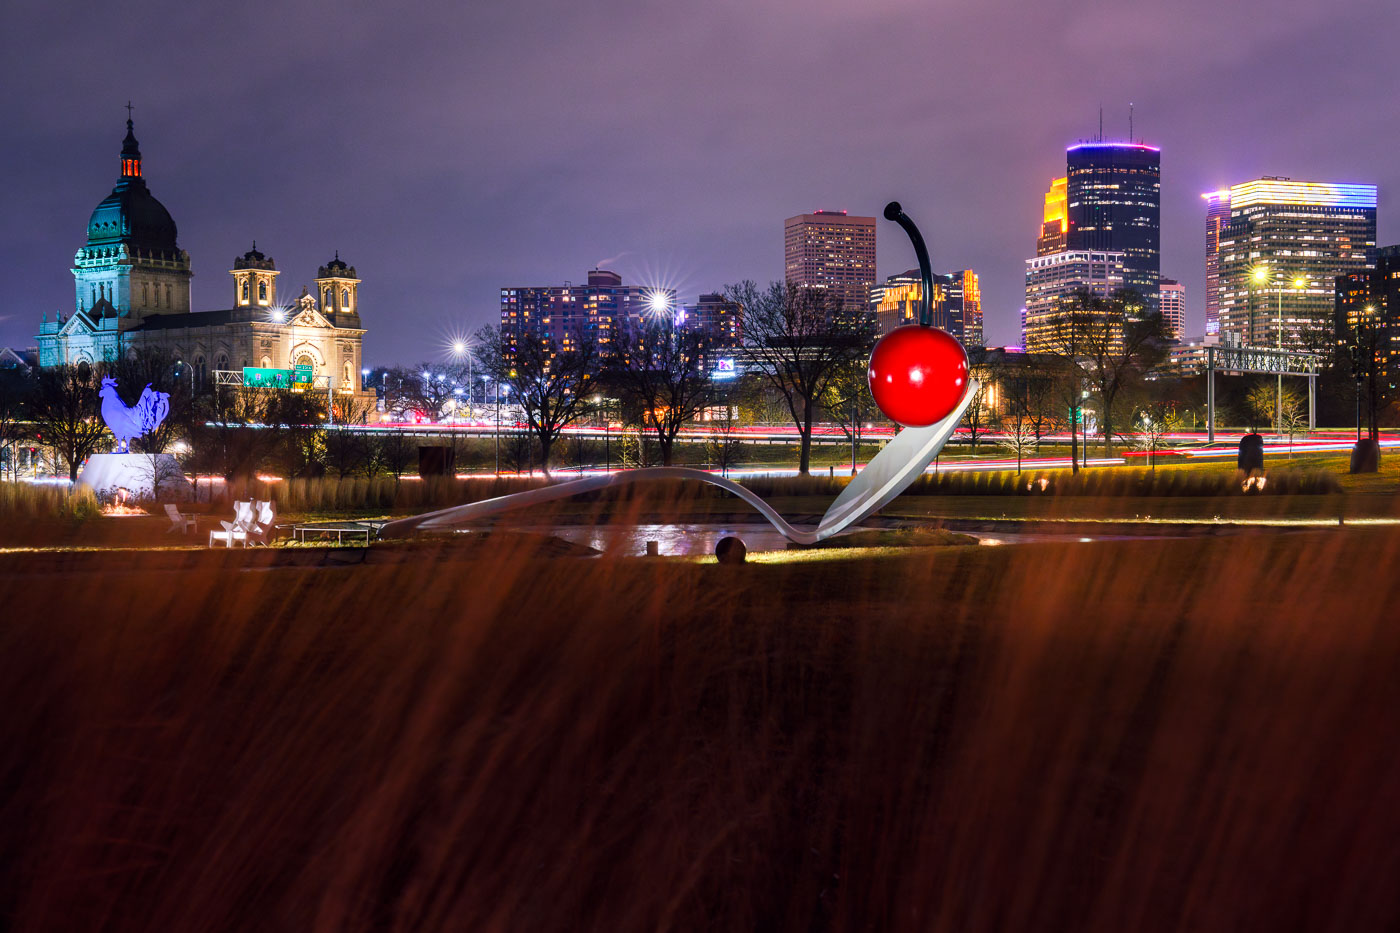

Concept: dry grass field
[[0, 522, 1397, 930]]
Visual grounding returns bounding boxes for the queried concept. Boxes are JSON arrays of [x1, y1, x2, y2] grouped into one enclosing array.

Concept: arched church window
[[342, 288, 350, 306], [195, 355, 206, 392], [324, 288, 332, 307], [241, 282, 249, 302], [216, 354, 228, 373], [261, 356, 272, 369], [343, 359, 353, 388], [295, 353, 315, 374], [258, 282, 267, 302]]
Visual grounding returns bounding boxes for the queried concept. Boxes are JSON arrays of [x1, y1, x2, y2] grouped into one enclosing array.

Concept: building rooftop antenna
[[1129, 102, 1135, 143], [1098, 105, 1103, 142]]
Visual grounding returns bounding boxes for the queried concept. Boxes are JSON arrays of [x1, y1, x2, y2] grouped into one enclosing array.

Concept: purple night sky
[[1, 0, 1395, 362]]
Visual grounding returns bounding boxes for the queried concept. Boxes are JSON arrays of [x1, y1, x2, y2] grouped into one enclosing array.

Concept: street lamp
[[1251, 264, 1308, 434], [449, 338, 475, 419], [594, 394, 609, 473]]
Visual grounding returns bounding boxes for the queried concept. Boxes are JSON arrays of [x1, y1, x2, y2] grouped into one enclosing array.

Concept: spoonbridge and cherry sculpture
[[378, 202, 978, 545]]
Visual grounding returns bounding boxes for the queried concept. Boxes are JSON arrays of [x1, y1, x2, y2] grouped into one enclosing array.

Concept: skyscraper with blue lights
[[1065, 142, 1162, 313], [1217, 177, 1377, 349]]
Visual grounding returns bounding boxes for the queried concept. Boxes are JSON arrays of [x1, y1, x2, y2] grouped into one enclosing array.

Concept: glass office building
[[1216, 178, 1377, 350], [1065, 142, 1161, 312]]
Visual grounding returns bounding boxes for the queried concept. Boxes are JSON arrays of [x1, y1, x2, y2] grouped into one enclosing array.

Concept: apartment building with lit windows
[[1159, 278, 1186, 341], [1022, 250, 1125, 352], [783, 211, 877, 319], [499, 269, 674, 359], [1216, 178, 1376, 349], [1335, 244, 1400, 390], [1202, 190, 1230, 335]]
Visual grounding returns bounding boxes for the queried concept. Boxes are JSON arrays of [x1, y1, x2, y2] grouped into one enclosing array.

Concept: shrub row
[[0, 483, 101, 521], [906, 467, 1343, 497]]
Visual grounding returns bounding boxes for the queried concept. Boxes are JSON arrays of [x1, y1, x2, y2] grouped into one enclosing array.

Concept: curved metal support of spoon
[[377, 381, 976, 546]]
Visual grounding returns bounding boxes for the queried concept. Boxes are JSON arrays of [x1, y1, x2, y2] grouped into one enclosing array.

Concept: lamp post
[[1251, 266, 1307, 435], [594, 394, 609, 474], [451, 339, 474, 419]]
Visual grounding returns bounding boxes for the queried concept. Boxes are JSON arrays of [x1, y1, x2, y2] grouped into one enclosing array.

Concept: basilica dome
[[85, 119, 179, 252]]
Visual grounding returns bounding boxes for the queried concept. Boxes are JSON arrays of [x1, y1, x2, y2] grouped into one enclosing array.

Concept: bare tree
[[962, 349, 1002, 454], [724, 280, 871, 475], [998, 417, 1038, 474], [0, 366, 32, 481], [374, 427, 417, 483], [998, 371, 1038, 474], [1075, 289, 1172, 458], [189, 385, 313, 482], [1340, 313, 1389, 444], [475, 326, 598, 477], [1017, 358, 1061, 447], [1132, 402, 1177, 471], [819, 357, 881, 474], [1037, 293, 1094, 473], [324, 397, 375, 477], [28, 363, 109, 482], [606, 315, 712, 466]]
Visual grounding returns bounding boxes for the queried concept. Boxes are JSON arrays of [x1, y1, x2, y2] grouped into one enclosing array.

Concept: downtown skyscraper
[[1023, 139, 1160, 351], [870, 268, 982, 345], [1064, 142, 1161, 312], [1202, 190, 1231, 335], [1216, 178, 1377, 350], [784, 210, 877, 322]]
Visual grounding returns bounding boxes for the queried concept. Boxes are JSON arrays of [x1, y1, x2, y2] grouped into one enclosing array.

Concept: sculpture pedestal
[[77, 453, 192, 501]]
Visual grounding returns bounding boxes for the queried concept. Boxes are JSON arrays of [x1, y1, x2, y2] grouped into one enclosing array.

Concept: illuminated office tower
[[1065, 142, 1161, 312], [1022, 250, 1125, 352], [1202, 190, 1230, 335], [870, 269, 935, 335], [1038, 177, 1068, 256], [869, 268, 980, 344], [1216, 178, 1377, 349], [946, 269, 983, 346], [1334, 245, 1400, 390], [784, 210, 877, 321], [1159, 278, 1186, 341]]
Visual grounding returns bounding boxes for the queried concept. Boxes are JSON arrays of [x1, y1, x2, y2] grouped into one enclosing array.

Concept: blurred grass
[[0, 528, 1398, 930]]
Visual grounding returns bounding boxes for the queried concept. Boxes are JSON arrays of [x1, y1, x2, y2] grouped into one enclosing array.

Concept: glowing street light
[[1250, 263, 1309, 433]]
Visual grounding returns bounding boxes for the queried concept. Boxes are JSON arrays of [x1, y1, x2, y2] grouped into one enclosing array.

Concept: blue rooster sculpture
[[99, 376, 171, 453]]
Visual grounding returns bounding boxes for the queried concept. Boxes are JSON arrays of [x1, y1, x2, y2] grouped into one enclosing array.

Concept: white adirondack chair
[[209, 500, 256, 548], [164, 503, 197, 535], [249, 500, 277, 546]]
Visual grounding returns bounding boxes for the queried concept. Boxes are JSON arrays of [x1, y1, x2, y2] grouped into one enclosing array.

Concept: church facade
[[37, 117, 367, 394]]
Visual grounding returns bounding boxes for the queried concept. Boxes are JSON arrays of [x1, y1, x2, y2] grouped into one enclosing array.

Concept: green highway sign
[[244, 367, 294, 389], [294, 364, 314, 384]]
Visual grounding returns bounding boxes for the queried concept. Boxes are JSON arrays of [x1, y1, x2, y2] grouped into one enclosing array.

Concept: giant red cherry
[[867, 325, 969, 427]]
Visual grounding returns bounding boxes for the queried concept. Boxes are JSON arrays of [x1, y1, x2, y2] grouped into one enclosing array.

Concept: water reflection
[[545, 522, 814, 556], [470, 523, 1181, 556]]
